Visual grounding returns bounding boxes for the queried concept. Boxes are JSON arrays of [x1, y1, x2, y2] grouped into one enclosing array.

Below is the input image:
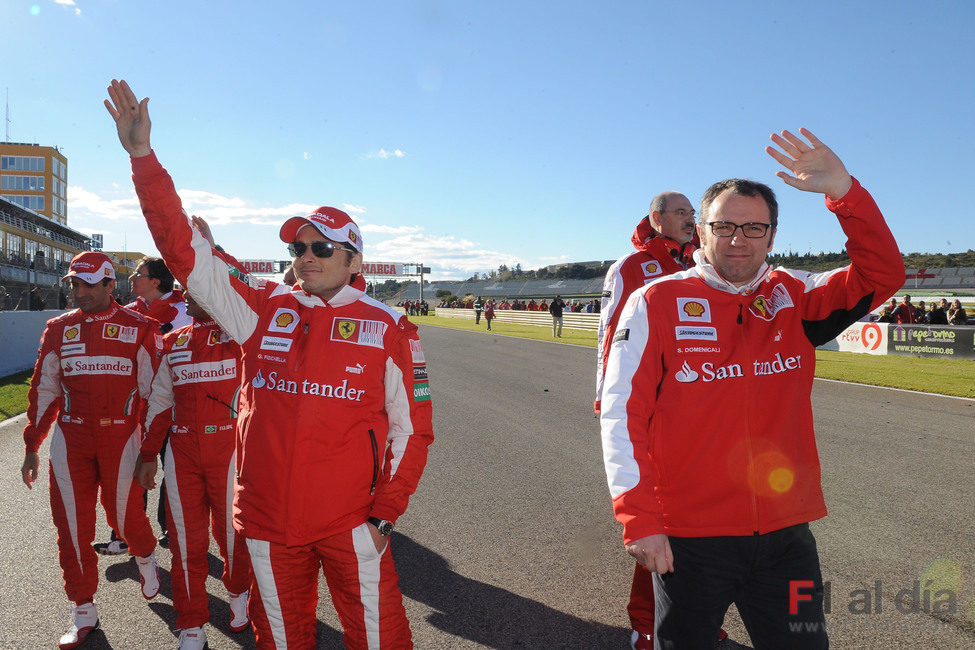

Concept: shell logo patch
[[641, 260, 663, 278], [174, 333, 191, 349], [677, 298, 711, 323], [64, 327, 80, 342], [268, 308, 300, 334], [337, 320, 357, 339]]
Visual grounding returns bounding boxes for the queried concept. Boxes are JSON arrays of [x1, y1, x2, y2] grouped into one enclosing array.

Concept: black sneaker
[[93, 539, 128, 555]]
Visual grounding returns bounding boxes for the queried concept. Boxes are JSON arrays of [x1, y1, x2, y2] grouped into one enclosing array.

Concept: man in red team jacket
[[21, 251, 164, 649], [107, 79, 434, 650], [594, 190, 703, 648], [601, 129, 904, 648]]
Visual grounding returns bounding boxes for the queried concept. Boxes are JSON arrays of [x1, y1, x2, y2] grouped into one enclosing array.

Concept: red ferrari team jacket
[[600, 179, 904, 544], [24, 301, 161, 453], [127, 290, 191, 333], [595, 219, 696, 411], [131, 152, 434, 547], [142, 319, 243, 461]]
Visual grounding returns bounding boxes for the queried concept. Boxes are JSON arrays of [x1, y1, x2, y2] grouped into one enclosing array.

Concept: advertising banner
[[834, 321, 888, 355], [241, 260, 277, 274], [887, 324, 975, 359], [360, 262, 404, 276]]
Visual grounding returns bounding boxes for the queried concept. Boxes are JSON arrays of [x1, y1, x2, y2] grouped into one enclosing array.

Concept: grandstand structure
[[389, 266, 975, 303], [904, 267, 975, 290]]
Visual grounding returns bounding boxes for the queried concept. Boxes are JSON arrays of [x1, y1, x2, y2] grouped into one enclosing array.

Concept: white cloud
[[69, 184, 316, 230], [68, 185, 519, 280], [360, 224, 422, 235], [52, 0, 81, 14], [538, 254, 572, 262], [303, 152, 311, 160], [368, 148, 406, 159], [368, 232, 522, 278]]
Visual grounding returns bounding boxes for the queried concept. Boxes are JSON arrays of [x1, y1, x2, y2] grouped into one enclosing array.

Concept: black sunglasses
[[287, 241, 354, 259]]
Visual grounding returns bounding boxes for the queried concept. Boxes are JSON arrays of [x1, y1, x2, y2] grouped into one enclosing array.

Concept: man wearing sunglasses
[[600, 129, 904, 648], [107, 79, 434, 649]]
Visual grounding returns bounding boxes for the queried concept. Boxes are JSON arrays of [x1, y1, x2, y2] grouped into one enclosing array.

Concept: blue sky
[[3, 1, 973, 279]]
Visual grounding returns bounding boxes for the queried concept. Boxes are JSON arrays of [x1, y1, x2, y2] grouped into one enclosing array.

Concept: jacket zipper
[[368, 429, 379, 495], [738, 298, 760, 533]]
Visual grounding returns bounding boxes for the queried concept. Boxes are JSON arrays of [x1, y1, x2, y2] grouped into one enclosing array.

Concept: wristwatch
[[368, 517, 393, 536]]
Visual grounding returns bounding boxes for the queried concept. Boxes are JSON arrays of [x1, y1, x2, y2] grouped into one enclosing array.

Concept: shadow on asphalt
[[392, 533, 631, 648]]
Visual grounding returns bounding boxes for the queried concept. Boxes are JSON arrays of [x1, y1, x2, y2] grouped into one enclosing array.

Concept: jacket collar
[[291, 283, 364, 308], [691, 249, 771, 295]]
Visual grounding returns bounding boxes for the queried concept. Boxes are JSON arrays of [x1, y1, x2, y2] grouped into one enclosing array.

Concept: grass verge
[[0, 370, 32, 421], [411, 314, 974, 399]]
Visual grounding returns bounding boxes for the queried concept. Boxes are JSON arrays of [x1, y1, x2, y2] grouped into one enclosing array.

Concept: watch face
[[378, 521, 393, 535]]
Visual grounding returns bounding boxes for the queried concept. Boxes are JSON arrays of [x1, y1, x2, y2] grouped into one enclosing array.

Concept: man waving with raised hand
[[600, 129, 904, 648], [106, 79, 434, 649]]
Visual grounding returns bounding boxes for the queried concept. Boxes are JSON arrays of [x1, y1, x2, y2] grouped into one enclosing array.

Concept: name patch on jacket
[[413, 365, 428, 382], [677, 298, 711, 322], [748, 283, 794, 321], [332, 319, 387, 348], [613, 328, 629, 343], [61, 355, 133, 376], [103, 323, 138, 343], [172, 359, 237, 385]]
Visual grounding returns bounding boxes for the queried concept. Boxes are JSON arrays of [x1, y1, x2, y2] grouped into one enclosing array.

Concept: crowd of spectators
[[875, 295, 970, 325], [435, 296, 600, 313]]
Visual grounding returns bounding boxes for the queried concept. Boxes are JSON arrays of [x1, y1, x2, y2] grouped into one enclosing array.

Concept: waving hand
[[766, 128, 852, 200], [105, 79, 152, 158]]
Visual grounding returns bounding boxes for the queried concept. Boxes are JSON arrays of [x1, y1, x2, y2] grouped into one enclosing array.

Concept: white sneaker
[[93, 539, 128, 556], [178, 626, 208, 650], [228, 589, 250, 632], [135, 552, 161, 600], [59, 602, 99, 649]]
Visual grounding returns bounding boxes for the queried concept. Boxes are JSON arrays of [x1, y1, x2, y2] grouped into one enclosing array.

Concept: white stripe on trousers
[[164, 442, 191, 598], [114, 429, 142, 541], [247, 538, 289, 649], [352, 522, 384, 650], [49, 425, 82, 568]]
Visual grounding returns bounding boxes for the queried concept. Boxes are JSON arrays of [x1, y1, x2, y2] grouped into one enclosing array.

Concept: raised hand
[[766, 128, 852, 200], [104, 79, 152, 158], [191, 215, 216, 248]]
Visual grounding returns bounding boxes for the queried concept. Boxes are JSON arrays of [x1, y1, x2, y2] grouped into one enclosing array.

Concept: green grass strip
[[0, 370, 32, 421], [411, 314, 974, 399]]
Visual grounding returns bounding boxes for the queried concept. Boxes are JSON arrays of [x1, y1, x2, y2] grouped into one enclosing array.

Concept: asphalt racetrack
[[0, 324, 972, 648]]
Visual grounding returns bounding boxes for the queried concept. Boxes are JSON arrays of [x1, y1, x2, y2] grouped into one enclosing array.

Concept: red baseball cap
[[279, 206, 363, 254], [63, 251, 116, 283]]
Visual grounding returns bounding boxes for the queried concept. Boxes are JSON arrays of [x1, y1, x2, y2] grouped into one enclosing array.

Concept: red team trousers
[[164, 425, 251, 629], [247, 523, 411, 649], [48, 419, 157, 605]]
